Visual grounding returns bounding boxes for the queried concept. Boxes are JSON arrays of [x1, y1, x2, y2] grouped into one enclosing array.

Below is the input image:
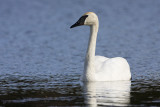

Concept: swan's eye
[[78, 15, 88, 25]]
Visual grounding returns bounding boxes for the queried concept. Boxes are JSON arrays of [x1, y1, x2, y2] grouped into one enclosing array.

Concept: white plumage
[[71, 12, 131, 81]]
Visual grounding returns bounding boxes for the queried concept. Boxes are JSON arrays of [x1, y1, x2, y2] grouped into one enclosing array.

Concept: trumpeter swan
[[70, 12, 131, 81]]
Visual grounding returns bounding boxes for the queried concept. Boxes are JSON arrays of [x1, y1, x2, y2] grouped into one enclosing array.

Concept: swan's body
[[71, 12, 131, 81]]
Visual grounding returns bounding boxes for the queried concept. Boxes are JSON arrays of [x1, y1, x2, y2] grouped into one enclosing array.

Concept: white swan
[[70, 12, 131, 81]]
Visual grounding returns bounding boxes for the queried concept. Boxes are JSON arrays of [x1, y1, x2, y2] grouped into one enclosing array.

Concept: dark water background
[[0, 0, 160, 106]]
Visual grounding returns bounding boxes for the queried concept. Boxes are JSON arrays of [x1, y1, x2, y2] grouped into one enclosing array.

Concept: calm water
[[0, 0, 160, 106]]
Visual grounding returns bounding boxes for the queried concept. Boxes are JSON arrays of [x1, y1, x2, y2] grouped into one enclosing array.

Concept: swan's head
[[70, 12, 98, 28]]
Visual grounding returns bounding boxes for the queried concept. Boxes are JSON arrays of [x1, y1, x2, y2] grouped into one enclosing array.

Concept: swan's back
[[95, 56, 131, 81], [95, 56, 108, 72]]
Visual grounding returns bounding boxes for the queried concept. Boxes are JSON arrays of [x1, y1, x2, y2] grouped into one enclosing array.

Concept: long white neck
[[87, 25, 98, 62], [84, 22, 99, 81]]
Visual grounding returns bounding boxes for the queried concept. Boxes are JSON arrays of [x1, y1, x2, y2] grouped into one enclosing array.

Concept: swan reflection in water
[[82, 81, 131, 106]]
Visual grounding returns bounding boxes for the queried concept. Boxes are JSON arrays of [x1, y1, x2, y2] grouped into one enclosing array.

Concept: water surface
[[0, 0, 160, 106]]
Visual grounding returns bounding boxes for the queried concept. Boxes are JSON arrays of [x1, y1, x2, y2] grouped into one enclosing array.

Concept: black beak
[[70, 21, 81, 28], [70, 15, 88, 29]]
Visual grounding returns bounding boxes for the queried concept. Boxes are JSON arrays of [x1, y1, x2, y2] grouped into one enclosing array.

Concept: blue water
[[0, 0, 160, 106]]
